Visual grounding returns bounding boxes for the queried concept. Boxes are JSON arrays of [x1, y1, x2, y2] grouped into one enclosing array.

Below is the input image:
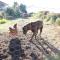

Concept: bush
[[0, 19, 7, 24], [5, 7, 21, 18], [14, 10, 20, 18], [5, 8, 15, 17], [50, 18, 56, 24], [46, 16, 51, 22], [56, 18, 60, 25], [31, 13, 42, 19], [19, 4, 27, 13]]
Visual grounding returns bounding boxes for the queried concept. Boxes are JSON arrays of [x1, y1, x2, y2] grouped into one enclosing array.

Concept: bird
[[9, 23, 18, 36]]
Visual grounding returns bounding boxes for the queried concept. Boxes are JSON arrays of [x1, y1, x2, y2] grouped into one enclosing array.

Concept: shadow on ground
[[8, 38, 25, 60]]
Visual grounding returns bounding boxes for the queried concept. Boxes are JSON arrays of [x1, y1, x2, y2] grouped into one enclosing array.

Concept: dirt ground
[[0, 20, 60, 60]]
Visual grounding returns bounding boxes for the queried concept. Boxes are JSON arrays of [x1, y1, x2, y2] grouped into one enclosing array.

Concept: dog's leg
[[35, 34, 37, 40], [30, 33, 35, 42], [40, 27, 43, 39], [35, 31, 38, 40]]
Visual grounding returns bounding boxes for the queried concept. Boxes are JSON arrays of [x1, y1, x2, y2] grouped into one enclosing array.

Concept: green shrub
[[6, 8, 15, 17], [0, 19, 7, 24], [50, 18, 56, 24], [45, 16, 51, 22], [56, 18, 60, 25]]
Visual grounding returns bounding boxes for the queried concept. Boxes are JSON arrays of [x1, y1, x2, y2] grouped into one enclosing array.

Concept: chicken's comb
[[13, 23, 17, 28]]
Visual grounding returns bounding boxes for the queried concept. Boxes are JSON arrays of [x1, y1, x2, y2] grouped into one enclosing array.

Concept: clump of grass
[[56, 18, 60, 25], [49, 18, 56, 24], [0, 19, 8, 24]]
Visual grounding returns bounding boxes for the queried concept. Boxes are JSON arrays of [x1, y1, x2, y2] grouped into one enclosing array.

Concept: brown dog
[[22, 21, 43, 41]]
